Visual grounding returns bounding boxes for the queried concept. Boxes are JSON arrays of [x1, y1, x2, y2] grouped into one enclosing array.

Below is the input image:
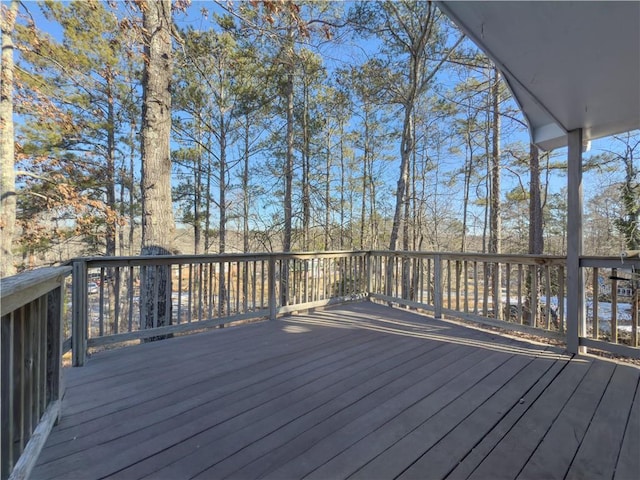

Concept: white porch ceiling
[[438, 1, 640, 151]]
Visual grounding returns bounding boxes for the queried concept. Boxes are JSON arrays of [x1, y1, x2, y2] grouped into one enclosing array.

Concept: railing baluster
[[545, 265, 552, 329], [268, 256, 276, 320], [517, 264, 523, 324], [128, 266, 134, 333], [558, 266, 565, 333], [505, 263, 511, 322], [455, 260, 461, 311], [482, 261, 489, 317], [592, 267, 599, 338], [473, 261, 479, 314], [113, 267, 121, 335], [434, 255, 442, 319], [463, 260, 469, 313], [611, 268, 618, 343], [226, 261, 232, 316], [236, 261, 241, 314], [530, 266, 538, 328], [446, 260, 452, 311]]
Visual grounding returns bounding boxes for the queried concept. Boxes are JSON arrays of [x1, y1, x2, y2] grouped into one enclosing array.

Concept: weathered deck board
[[614, 384, 640, 480], [516, 360, 617, 480], [565, 364, 639, 480], [394, 355, 563, 480], [31, 302, 640, 480]]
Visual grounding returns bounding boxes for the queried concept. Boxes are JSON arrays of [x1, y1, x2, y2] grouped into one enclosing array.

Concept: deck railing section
[[0, 266, 70, 480], [580, 254, 640, 356], [369, 251, 567, 340], [2, 250, 639, 478], [73, 251, 639, 360], [71, 251, 368, 365]]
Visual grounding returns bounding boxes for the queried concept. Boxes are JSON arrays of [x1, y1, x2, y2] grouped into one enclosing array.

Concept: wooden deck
[[32, 302, 639, 480]]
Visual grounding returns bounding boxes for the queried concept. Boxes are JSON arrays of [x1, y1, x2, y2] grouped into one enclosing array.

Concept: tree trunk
[[283, 72, 294, 253], [529, 143, 544, 254], [140, 0, 174, 339], [193, 128, 202, 255], [387, 108, 412, 298], [489, 68, 502, 319], [461, 121, 473, 252], [302, 80, 310, 250], [205, 149, 212, 252], [218, 114, 227, 316], [360, 108, 371, 250], [281, 59, 294, 305], [129, 118, 136, 255], [489, 68, 502, 256], [243, 116, 250, 253], [369, 149, 378, 249], [324, 129, 331, 250], [106, 71, 117, 257], [619, 141, 639, 250], [0, 0, 18, 277], [339, 129, 345, 249], [388, 107, 413, 252]]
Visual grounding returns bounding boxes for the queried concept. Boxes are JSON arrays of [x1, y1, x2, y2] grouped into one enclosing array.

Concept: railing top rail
[[580, 254, 640, 269], [71, 250, 368, 268], [0, 266, 71, 316]]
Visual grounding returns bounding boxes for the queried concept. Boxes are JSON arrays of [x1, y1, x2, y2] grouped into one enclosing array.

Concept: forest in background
[[1, 0, 638, 275]]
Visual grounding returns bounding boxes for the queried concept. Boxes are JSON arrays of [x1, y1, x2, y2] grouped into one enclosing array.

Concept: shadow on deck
[[32, 303, 639, 480]]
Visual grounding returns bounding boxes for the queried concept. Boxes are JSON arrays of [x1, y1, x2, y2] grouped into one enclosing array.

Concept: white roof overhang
[[438, 1, 640, 151]]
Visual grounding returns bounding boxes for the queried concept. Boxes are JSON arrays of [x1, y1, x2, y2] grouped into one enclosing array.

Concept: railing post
[[434, 254, 443, 319], [268, 256, 277, 320], [46, 286, 63, 418], [566, 128, 585, 354], [72, 260, 88, 366]]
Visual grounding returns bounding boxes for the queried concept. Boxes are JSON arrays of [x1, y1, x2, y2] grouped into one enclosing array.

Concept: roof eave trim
[[437, 1, 569, 151]]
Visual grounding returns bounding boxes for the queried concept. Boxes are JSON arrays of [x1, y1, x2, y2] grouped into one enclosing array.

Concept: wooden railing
[[580, 254, 640, 357], [70, 251, 368, 365], [369, 251, 567, 340], [1, 266, 70, 480], [68, 250, 640, 363], [2, 250, 638, 477]]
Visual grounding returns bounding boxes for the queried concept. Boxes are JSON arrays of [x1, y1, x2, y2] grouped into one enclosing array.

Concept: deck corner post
[[46, 286, 64, 418], [72, 260, 88, 366], [268, 255, 277, 320], [434, 254, 443, 319], [566, 128, 585, 355]]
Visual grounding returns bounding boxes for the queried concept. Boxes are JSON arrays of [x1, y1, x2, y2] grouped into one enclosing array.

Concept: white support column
[[566, 129, 585, 354]]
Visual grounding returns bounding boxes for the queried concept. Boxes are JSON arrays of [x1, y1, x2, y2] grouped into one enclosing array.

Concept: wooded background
[[1, 0, 638, 276]]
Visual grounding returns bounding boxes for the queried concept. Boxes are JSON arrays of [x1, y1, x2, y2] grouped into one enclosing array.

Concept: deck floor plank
[[516, 359, 617, 480], [62, 321, 354, 412], [51, 324, 359, 436], [349, 350, 562, 480], [43, 324, 365, 443], [393, 354, 565, 480], [37, 330, 392, 478], [262, 349, 519, 480], [452, 359, 592, 480], [29, 302, 639, 480], [565, 364, 640, 480], [162, 345, 498, 480], [105, 333, 427, 479], [304, 351, 537, 480], [223, 342, 470, 480], [614, 379, 640, 480], [40, 328, 385, 464]]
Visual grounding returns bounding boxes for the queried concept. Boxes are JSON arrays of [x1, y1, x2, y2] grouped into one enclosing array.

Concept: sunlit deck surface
[[33, 302, 639, 480]]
